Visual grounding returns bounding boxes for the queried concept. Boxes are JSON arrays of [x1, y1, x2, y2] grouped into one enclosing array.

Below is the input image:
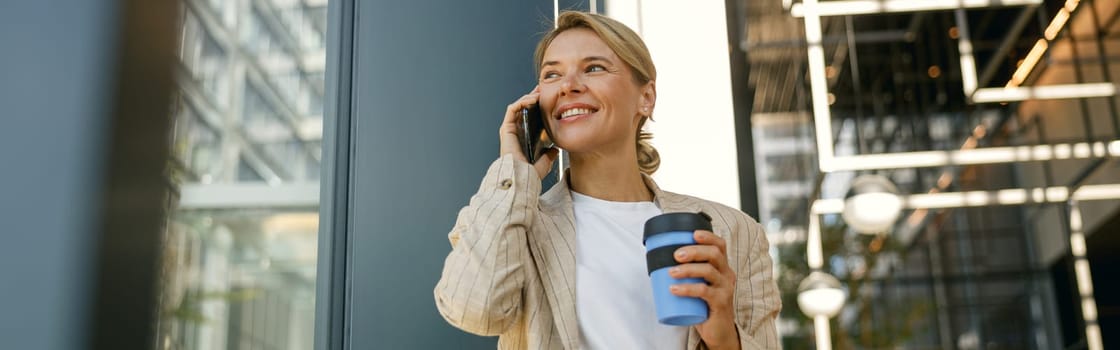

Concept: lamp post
[[842, 174, 903, 234], [798, 271, 846, 350]]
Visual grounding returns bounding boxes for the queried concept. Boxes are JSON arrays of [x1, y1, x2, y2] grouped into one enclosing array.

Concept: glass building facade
[[159, 0, 327, 348]]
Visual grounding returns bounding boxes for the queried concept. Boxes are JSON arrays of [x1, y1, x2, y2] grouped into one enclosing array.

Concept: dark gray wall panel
[[345, 1, 571, 348], [0, 2, 117, 349]]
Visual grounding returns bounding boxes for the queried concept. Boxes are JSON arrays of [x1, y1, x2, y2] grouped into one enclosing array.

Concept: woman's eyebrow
[[582, 56, 611, 64], [540, 56, 613, 68]]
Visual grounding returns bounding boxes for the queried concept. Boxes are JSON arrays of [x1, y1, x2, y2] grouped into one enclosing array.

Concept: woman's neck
[[567, 149, 653, 202]]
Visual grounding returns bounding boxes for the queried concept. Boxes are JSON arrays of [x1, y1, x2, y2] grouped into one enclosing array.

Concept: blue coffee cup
[[643, 212, 713, 326]]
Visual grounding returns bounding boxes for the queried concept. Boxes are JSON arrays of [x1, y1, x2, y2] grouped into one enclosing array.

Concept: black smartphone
[[519, 104, 554, 163]]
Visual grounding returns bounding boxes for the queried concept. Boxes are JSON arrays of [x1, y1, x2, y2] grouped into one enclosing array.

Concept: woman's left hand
[[669, 230, 740, 350]]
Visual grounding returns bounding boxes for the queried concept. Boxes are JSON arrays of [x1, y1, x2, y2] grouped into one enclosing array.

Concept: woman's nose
[[559, 74, 584, 95]]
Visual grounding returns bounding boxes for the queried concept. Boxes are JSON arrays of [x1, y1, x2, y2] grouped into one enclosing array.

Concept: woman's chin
[[551, 133, 593, 153], [553, 143, 602, 156]]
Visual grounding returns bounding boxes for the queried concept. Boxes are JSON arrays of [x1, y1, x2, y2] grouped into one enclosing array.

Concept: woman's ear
[[639, 81, 656, 118]]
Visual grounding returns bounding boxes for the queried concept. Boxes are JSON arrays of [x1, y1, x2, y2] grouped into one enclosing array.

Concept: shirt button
[[499, 179, 513, 189]]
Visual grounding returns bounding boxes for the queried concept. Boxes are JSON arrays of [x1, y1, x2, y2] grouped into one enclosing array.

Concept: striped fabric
[[435, 154, 782, 349]]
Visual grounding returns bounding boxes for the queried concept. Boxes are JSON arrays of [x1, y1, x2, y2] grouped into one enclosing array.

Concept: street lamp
[[842, 174, 903, 234], [798, 272, 846, 350]]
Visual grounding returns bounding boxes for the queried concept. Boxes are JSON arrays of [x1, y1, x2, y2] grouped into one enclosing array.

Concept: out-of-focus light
[[797, 272, 845, 318], [822, 139, 1116, 171], [814, 184, 1120, 215], [955, 9, 977, 96], [961, 136, 978, 149], [928, 65, 942, 78], [1074, 183, 1120, 201], [1007, 39, 1048, 87], [1065, 0, 1081, 12], [790, 0, 1043, 17], [907, 208, 928, 226], [974, 83, 1116, 103], [972, 125, 987, 138], [1044, 8, 1071, 40], [811, 198, 845, 215], [948, 27, 959, 39], [937, 173, 954, 189], [842, 175, 903, 234]]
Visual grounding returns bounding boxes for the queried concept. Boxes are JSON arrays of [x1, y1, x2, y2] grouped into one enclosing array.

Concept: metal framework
[[791, 0, 1043, 17], [795, 0, 1116, 349], [801, 0, 1117, 174], [805, 183, 1118, 350]]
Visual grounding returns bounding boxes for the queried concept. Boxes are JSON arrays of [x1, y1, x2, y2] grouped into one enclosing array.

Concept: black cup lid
[[643, 212, 712, 243]]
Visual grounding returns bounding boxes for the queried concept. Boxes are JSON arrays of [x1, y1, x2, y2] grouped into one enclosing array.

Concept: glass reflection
[[160, 0, 328, 348]]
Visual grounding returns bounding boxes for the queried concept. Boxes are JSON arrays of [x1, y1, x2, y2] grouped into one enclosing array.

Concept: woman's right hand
[[499, 86, 558, 180]]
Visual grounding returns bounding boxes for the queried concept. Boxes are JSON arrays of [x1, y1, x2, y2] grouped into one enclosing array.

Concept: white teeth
[[560, 108, 593, 119]]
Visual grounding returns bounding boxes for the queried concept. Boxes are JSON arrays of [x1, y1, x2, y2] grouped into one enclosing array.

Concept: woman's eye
[[586, 65, 606, 73], [542, 72, 560, 79]]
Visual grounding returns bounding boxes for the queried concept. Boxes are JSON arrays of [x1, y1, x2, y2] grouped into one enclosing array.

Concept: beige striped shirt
[[435, 154, 782, 349]]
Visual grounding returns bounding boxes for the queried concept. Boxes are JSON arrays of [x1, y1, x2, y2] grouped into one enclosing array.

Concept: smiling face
[[537, 28, 654, 155]]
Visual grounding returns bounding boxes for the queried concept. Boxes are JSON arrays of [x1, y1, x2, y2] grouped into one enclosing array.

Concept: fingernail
[[670, 285, 680, 293], [676, 250, 687, 259], [670, 267, 680, 276]]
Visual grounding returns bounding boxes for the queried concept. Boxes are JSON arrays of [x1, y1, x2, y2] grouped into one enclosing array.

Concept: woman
[[435, 11, 780, 350]]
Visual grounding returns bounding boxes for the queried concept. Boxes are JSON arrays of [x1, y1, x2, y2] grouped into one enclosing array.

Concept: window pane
[[160, 0, 328, 349]]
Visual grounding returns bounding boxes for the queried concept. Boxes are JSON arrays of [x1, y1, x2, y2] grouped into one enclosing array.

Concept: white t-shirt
[[572, 191, 689, 350]]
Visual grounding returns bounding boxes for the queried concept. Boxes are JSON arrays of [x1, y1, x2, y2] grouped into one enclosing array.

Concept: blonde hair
[[534, 11, 660, 175]]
